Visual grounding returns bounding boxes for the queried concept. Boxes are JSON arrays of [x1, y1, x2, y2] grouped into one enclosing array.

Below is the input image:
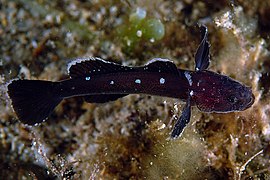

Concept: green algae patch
[[118, 7, 165, 51], [141, 18, 165, 42]]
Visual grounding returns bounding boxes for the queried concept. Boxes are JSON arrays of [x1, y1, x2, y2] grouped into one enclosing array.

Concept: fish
[[7, 25, 255, 138]]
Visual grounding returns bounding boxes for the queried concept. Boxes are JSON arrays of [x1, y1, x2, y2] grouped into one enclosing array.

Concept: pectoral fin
[[171, 98, 191, 138]]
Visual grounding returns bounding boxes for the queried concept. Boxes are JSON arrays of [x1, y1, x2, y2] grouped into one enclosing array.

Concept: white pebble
[[136, 30, 142, 37]]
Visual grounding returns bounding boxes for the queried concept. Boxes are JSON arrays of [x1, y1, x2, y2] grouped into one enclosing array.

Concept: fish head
[[224, 85, 255, 111], [191, 71, 255, 113]]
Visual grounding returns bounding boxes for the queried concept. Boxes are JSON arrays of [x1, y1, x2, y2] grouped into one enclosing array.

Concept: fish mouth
[[245, 93, 255, 109]]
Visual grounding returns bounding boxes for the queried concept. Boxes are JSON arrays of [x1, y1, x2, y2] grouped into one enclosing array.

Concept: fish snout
[[246, 93, 255, 109], [241, 87, 255, 110]]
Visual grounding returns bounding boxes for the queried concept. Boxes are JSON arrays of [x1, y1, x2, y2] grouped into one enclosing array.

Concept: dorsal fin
[[143, 58, 179, 75], [195, 25, 210, 71], [67, 57, 180, 79], [67, 57, 133, 79]]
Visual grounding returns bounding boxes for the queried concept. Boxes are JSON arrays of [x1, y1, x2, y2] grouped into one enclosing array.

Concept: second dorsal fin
[[143, 58, 179, 75], [67, 57, 180, 79]]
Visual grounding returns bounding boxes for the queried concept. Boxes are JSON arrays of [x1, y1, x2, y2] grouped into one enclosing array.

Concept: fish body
[[54, 60, 190, 100], [7, 25, 255, 138]]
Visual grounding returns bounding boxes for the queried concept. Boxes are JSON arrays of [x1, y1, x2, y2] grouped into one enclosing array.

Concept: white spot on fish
[[184, 71, 192, 86], [71, 87, 75, 90], [160, 78, 165, 84], [190, 90, 194, 96], [135, 79, 141, 84], [197, 80, 202, 87], [85, 76, 91, 80], [110, 80, 114, 85]]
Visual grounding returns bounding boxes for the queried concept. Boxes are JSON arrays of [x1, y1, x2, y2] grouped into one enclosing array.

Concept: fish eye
[[227, 95, 238, 104]]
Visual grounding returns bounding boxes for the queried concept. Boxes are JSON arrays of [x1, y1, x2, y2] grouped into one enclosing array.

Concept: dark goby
[[7, 25, 255, 138]]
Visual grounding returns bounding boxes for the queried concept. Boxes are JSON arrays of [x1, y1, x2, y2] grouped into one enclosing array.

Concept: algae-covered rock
[[118, 7, 165, 51]]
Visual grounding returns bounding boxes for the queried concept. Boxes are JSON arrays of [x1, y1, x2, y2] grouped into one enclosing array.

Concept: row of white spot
[[134, 78, 166, 84], [85, 76, 166, 85]]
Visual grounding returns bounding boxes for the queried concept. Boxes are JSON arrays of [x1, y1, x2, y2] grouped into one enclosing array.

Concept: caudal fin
[[7, 79, 62, 125]]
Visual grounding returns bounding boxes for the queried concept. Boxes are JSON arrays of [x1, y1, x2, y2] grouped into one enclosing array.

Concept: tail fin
[[7, 79, 62, 125]]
